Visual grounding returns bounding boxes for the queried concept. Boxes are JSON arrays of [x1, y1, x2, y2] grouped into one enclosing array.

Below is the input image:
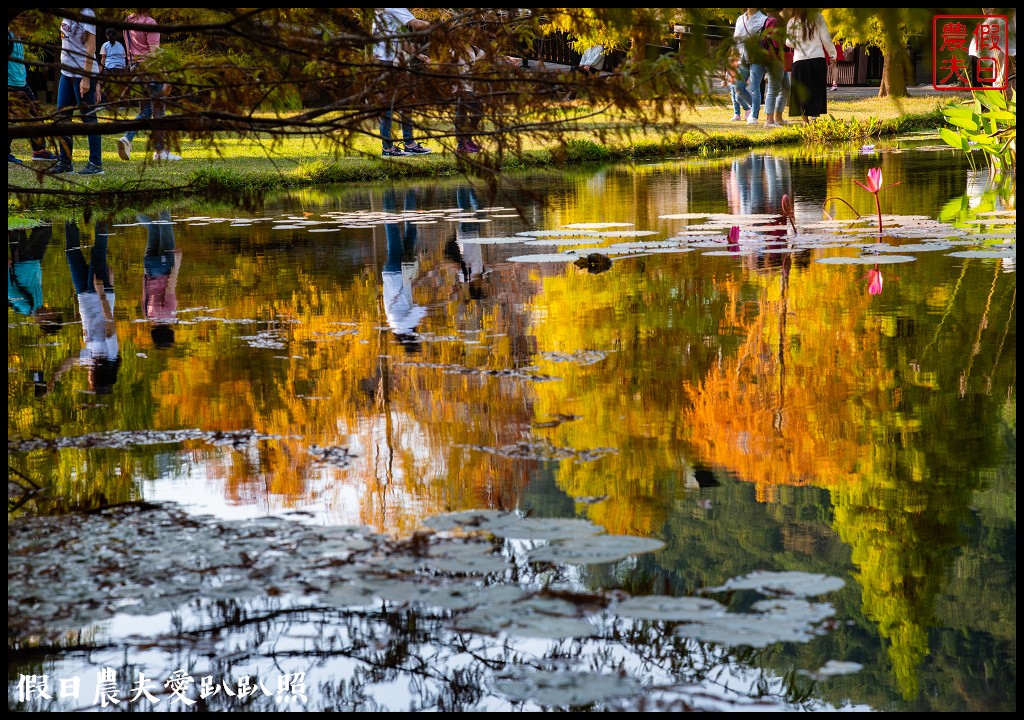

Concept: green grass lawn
[[8, 94, 966, 215]]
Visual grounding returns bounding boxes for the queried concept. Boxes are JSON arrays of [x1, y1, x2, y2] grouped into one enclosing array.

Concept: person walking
[[46, 9, 104, 176], [8, 27, 58, 163], [453, 42, 485, 154], [52, 219, 121, 396], [98, 26, 127, 111], [725, 51, 752, 122], [8, 223, 63, 335], [380, 188, 427, 351], [139, 209, 181, 348], [828, 38, 845, 90], [373, 8, 433, 157], [786, 9, 836, 123], [733, 8, 769, 125], [761, 8, 789, 128], [117, 8, 180, 162]]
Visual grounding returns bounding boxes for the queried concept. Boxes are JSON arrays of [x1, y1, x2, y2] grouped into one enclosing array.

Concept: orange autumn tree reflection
[[142, 227, 542, 534], [684, 260, 895, 501]]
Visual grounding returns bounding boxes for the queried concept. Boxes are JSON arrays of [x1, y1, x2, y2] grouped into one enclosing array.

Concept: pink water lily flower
[[854, 167, 884, 193], [728, 225, 740, 243], [853, 168, 901, 233], [866, 267, 883, 295]]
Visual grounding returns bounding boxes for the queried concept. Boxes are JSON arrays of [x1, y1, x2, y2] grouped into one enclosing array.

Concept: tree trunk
[[878, 42, 910, 98]]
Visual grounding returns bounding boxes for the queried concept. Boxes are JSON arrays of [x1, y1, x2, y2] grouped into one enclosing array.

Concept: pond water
[[8, 141, 1016, 712]]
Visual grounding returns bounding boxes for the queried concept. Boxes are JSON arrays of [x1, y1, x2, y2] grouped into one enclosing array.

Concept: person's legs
[[90, 222, 112, 291], [399, 113, 415, 147], [730, 85, 741, 118], [747, 63, 765, 121], [733, 63, 752, 113], [9, 85, 49, 154], [65, 222, 91, 294], [150, 83, 167, 153], [156, 210, 175, 253], [379, 108, 395, 150], [455, 94, 469, 145], [748, 153, 765, 213], [774, 72, 791, 123], [53, 75, 81, 165], [763, 62, 782, 125], [124, 97, 154, 144], [81, 82, 102, 167]]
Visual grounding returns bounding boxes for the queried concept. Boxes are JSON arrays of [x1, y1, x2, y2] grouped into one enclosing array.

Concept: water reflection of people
[[444, 186, 486, 300], [381, 188, 426, 353], [727, 152, 793, 217], [8, 223, 64, 333], [139, 210, 180, 347], [52, 219, 121, 395]]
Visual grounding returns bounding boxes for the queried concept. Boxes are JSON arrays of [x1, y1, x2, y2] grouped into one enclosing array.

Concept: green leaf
[[978, 89, 1007, 110], [943, 105, 976, 119], [982, 109, 1016, 123], [939, 127, 969, 151], [944, 115, 980, 132]]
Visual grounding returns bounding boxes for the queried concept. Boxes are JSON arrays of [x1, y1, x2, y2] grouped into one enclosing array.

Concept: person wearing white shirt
[[373, 8, 434, 156], [786, 9, 836, 123], [381, 188, 426, 352], [732, 8, 769, 124], [55, 219, 122, 395]]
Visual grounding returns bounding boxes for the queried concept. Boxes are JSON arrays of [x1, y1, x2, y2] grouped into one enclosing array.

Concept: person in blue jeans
[[381, 188, 426, 351], [55, 219, 121, 395], [373, 9, 433, 157], [761, 9, 789, 128], [726, 54, 752, 121], [47, 10, 104, 175], [732, 8, 768, 125]]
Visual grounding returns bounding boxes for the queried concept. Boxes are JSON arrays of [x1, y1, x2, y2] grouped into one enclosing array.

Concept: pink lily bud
[[781, 193, 793, 219], [728, 225, 740, 243]]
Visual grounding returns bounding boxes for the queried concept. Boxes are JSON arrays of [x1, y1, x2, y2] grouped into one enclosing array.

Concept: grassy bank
[[8, 95, 958, 216]]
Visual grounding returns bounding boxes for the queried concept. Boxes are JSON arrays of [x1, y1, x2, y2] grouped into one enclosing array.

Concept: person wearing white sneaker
[[733, 8, 768, 125], [120, 10, 180, 161], [372, 9, 433, 157]]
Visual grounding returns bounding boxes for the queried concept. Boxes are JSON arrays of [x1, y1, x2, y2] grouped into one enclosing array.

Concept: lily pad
[[456, 236, 527, 245], [494, 670, 639, 705], [945, 249, 1016, 259], [615, 595, 728, 622], [506, 253, 581, 263], [423, 510, 605, 541], [815, 255, 916, 265], [528, 534, 665, 565], [701, 570, 845, 597]]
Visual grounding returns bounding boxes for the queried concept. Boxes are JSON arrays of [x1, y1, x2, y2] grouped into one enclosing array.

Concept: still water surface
[[8, 143, 1016, 711]]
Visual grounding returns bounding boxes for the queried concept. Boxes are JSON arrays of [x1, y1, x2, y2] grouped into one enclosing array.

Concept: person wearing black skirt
[[786, 9, 836, 122]]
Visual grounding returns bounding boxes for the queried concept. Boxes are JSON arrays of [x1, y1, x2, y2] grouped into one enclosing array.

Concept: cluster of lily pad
[[9, 502, 860, 710]]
